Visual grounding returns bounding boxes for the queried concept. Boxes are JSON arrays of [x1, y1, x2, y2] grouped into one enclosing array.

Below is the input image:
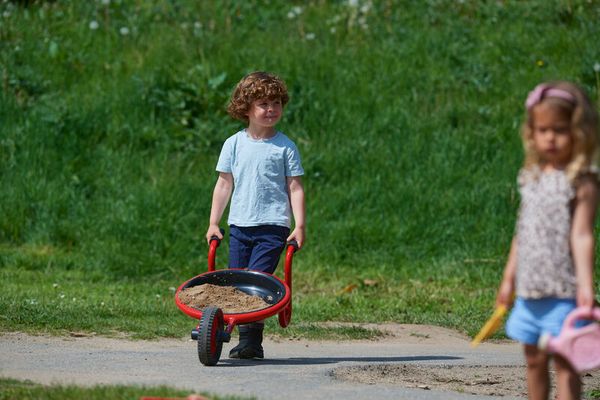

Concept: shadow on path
[[218, 355, 463, 367]]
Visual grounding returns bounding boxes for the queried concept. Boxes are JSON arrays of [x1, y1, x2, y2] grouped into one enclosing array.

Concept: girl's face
[[246, 98, 283, 133], [531, 102, 573, 169]]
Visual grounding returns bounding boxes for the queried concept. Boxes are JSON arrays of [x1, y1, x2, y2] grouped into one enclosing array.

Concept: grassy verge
[[1, 1, 599, 340], [1, 253, 502, 340], [0, 378, 250, 400]]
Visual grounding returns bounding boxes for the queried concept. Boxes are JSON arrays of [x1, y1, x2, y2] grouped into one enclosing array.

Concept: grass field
[[1, 0, 600, 340], [0, 378, 250, 400]]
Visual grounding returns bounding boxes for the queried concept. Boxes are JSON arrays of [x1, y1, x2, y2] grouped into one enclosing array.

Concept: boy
[[205, 71, 305, 359]]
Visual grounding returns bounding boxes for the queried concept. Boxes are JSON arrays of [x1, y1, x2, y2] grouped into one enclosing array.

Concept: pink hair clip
[[525, 83, 576, 110]]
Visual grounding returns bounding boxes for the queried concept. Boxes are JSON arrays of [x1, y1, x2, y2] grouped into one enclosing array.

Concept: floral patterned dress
[[515, 167, 577, 299]]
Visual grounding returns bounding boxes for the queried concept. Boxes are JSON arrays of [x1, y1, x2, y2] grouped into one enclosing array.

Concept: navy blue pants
[[229, 225, 290, 274]]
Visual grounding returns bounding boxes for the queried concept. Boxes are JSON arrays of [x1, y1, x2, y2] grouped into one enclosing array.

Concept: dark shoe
[[238, 323, 264, 359], [239, 344, 264, 359], [229, 325, 250, 359]]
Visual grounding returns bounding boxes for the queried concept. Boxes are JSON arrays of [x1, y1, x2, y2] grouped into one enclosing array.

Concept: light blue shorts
[[505, 297, 577, 345]]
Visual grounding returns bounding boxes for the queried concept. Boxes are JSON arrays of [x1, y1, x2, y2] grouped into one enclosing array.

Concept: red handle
[[278, 241, 298, 328], [207, 228, 225, 271], [284, 240, 298, 292], [207, 237, 221, 272]]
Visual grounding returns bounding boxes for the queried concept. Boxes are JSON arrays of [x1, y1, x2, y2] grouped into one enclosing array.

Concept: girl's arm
[[571, 177, 599, 309], [286, 176, 305, 248], [496, 236, 517, 308], [205, 172, 233, 243]]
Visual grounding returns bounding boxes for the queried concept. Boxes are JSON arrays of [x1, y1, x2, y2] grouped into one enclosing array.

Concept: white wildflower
[[119, 26, 129, 35], [327, 15, 343, 24], [194, 21, 202, 29], [305, 32, 316, 40], [594, 62, 600, 73], [89, 20, 99, 30], [101, 0, 110, 5], [2, 11, 10, 18], [53, 283, 59, 288], [348, 0, 359, 7], [287, 6, 303, 19], [330, 27, 337, 34]]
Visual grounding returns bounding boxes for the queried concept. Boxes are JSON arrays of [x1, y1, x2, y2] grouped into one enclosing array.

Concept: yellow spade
[[471, 305, 507, 347]]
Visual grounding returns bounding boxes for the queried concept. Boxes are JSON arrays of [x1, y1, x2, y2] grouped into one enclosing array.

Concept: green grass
[[1, 0, 600, 340], [0, 378, 250, 400], [0, 253, 500, 339]]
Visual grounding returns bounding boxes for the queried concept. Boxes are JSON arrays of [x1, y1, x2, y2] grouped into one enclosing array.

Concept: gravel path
[[0, 324, 544, 400]]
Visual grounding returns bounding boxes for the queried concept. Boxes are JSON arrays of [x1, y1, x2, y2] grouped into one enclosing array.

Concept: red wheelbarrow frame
[[174, 235, 298, 365]]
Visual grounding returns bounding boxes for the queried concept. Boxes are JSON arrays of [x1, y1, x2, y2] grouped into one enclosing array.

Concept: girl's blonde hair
[[227, 71, 289, 123], [521, 81, 600, 182]]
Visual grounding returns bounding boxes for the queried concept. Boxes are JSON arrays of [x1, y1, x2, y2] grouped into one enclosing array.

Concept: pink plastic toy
[[538, 307, 600, 373]]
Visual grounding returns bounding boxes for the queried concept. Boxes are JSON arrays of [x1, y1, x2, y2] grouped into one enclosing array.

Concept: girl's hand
[[205, 224, 223, 244], [496, 237, 518, 308], [495, 278, 515, 308], [287, 226, 304, 249], [576, 286, 595, 310]]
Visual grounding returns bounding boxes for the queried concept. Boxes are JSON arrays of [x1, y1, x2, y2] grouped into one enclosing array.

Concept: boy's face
[[246, 98, 283, 130]]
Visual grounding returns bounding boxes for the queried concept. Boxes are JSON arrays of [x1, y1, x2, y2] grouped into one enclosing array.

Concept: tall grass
[[1, 0, 600, 337], [0, 378, 249, 400]]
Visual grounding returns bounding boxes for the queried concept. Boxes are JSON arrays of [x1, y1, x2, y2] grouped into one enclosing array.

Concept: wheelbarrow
[[174, 235, 298, 366]]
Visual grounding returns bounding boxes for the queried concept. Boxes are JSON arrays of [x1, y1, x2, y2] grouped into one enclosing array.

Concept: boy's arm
[[286, 176, 305, 248], [571, 177, 599, 309], [496, 236, 517, 308], [206, 172, 233, 243]]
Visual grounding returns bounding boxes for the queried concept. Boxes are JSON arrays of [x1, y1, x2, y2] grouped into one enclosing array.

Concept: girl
[[496, 81, 599, 400]]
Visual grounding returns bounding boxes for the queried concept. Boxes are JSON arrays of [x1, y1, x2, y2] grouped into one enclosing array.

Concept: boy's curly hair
[[227, 71, 289, 123]]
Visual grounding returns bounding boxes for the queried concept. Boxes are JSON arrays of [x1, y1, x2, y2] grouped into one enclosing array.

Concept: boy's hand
[[287, 227, 304, 249], [205, 224, 224, 244]]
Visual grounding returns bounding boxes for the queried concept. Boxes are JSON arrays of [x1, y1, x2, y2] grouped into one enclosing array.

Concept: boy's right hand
[[205, 224, 224, 244]]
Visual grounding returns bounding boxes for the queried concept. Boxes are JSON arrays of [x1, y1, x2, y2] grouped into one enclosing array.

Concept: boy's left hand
[[287, 227, 304, 249]]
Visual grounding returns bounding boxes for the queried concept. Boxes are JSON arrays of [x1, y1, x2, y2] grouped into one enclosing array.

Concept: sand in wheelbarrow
[[178, 283, 271, 313]]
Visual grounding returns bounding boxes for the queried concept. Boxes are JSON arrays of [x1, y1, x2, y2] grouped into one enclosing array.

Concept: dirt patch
[[332, 364, 600, 398], [178, 284, 270, 313], [317, 322, 474, 344]]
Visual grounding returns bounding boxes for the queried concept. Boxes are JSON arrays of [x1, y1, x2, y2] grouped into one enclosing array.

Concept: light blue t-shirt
[[216, 130, 304, 228]]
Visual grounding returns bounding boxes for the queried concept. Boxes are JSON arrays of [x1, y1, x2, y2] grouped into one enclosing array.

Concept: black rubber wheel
[[197, 307, 224, 366]]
